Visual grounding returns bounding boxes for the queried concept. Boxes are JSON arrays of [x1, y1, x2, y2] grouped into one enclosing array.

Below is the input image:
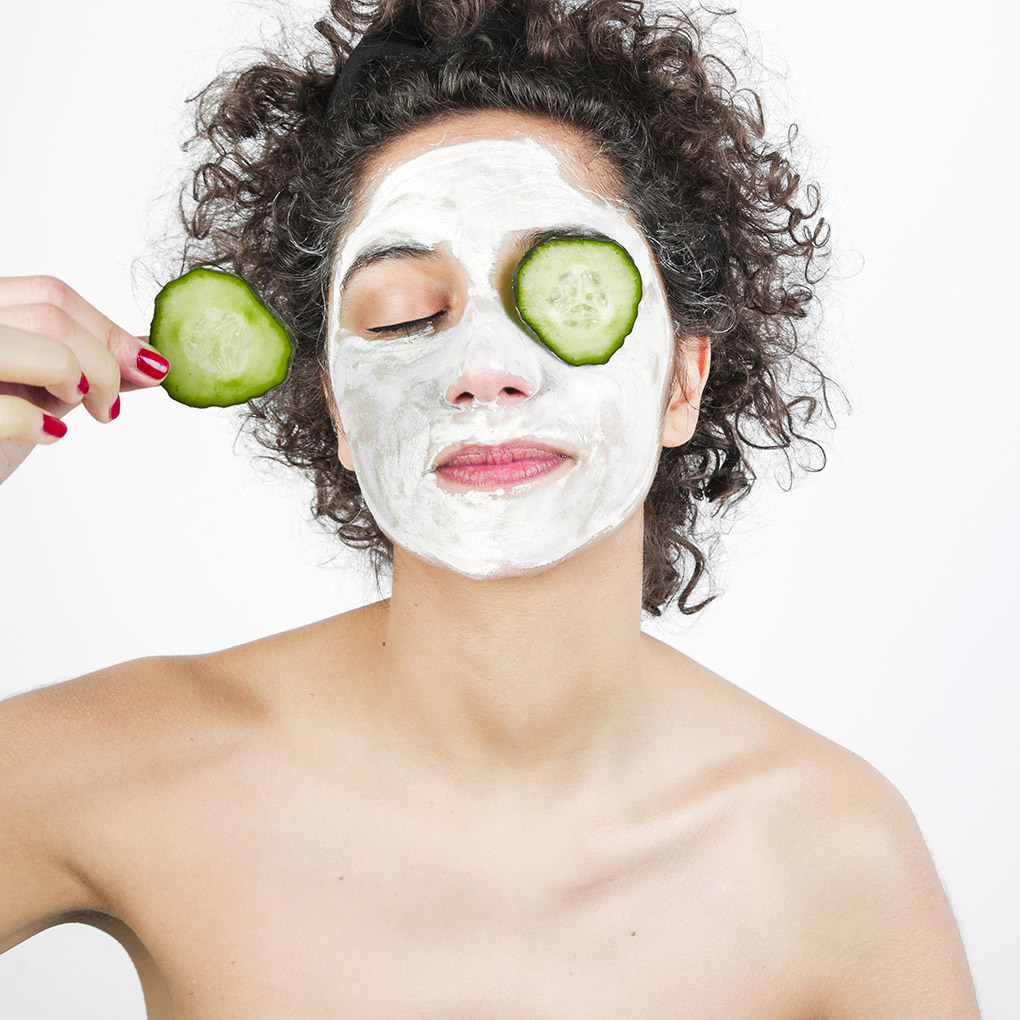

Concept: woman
[[0, 0, 983, 1016]]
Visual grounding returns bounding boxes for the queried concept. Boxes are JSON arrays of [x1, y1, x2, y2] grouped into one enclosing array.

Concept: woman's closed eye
[[367, 310, 448, 337]]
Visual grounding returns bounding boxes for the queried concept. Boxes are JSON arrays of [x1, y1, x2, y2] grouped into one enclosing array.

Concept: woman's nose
[[444, 367, 535, 408]]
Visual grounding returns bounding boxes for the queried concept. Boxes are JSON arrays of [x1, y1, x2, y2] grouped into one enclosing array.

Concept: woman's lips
[[437, 456, 571, 490], [433, 442, 575, 491]]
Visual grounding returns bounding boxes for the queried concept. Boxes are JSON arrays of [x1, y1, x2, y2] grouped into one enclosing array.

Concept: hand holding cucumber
[[0, 269, 296, 485], [0, 275, 171, 486]]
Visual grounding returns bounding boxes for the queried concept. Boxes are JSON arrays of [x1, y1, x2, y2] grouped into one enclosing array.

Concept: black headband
[[327, 7, 523, 120]]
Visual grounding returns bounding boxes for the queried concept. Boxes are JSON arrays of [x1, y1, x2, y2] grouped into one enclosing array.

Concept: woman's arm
[[0, 680, 111, 955]]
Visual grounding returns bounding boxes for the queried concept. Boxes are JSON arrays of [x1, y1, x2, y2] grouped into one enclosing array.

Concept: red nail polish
[[42, 414, 67, 438], [109, 396, 121, 420], [77, 373, 89, 395], [137, 349, 169, 380]]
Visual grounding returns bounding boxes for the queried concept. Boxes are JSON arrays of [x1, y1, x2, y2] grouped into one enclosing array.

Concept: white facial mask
[[325, 136, 675, 579]]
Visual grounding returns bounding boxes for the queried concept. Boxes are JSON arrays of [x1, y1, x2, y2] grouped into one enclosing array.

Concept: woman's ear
[[661, 336, 711, 448], [322, 379, 355, 471]]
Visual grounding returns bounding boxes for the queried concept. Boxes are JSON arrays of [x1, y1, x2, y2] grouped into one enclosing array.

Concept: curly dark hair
[[161, 0, 848, 617]]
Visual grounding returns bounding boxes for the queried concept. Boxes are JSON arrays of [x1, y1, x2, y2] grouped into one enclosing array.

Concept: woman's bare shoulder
[[1, 655, 184, 752], [0, 601, 385, 772], [196, 602, 386, 683], [658, 647, 979, 1015], [645, 633, 916, 852], [720, 685, 979, 1016], [0, 612, 343, 818]]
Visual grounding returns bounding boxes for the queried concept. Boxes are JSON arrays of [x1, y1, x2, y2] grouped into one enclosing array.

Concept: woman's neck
[[358, 507, 659, 808]]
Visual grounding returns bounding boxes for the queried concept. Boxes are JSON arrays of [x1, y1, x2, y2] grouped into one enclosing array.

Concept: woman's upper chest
[[81, 723, 815, 1020]]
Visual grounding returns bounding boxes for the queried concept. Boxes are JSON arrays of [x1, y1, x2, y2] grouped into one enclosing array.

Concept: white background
[[1, 0, 1016, 1016]]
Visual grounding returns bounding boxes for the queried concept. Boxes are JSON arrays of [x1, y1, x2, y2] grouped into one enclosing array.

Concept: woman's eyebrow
[[338, 242, 441, 298]]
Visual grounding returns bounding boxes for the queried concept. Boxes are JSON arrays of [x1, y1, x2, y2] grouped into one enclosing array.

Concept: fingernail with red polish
[[42, 414, 68, 439], [137, 349, 170, 380], [109, 396, 121, 421], [77, 373, 89, 396]]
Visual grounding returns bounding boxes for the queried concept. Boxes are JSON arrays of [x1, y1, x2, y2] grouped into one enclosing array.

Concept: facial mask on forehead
[[326, 136, 675, 579]]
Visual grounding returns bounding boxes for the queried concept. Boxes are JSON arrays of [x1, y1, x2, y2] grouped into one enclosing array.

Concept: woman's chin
[[392, 541, 578, 582]]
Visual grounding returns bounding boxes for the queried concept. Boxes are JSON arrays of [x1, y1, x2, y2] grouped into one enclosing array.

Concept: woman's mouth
[[433, 441, 576, 491]]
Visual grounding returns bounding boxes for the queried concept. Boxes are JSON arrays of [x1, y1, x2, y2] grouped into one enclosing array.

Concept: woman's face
[[325, 112, 703, 579]]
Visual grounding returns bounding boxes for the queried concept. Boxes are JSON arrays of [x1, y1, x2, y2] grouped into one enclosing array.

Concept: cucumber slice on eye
[[149, 268, 295, 408], [512, 238, 642, 366]]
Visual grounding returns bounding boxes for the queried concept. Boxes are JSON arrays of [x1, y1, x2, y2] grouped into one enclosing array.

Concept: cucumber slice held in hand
[[149, 268, 295, 408], [512, 237, 642, 366]]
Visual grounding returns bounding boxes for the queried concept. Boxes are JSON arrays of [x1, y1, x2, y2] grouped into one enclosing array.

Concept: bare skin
[[0, 113, 980, 1018], [1, 596, 981, 1019]]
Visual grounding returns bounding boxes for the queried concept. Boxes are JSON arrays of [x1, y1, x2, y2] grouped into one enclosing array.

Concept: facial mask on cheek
[[326, 137, 675, 579]]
